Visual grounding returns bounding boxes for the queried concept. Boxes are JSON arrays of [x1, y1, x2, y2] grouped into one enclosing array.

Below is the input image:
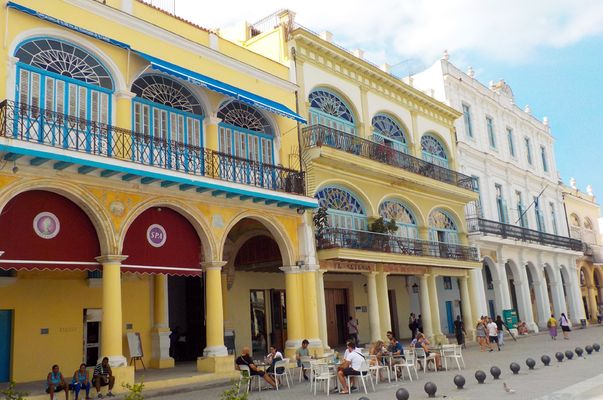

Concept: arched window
[[132, 74, 203, 150], [421, 134, 448, 168], [570, 213, 581, 227], [308, 89, 356, 134], [15, 38, 113, 151], [217, 100, 274, 165], [316, 187, 367, 230], [580, 269, 586, 287], [584, 217, 593, 231], [372, 114, 408, 153], [379, 200, 418, 238], [428, 209, 458, 244]]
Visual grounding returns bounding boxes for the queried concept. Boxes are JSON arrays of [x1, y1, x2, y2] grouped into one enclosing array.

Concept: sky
[[164, 0, 603, 197]]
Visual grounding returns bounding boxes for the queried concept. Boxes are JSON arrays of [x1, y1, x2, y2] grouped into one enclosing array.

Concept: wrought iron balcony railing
[[0, 100, 305, 195], [317, 227, 480, 262], [302, 124, 475, 191], [467, 217, 584, 252]]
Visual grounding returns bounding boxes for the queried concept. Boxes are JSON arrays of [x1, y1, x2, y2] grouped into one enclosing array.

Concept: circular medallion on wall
[[147, 224, 167, 248], [33, 212, 61, 239]]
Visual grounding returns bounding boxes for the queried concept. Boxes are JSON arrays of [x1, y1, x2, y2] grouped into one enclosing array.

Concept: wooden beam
[[121, 174, 139, 181], [160, 181, 178, 188], [53, 161, 73, 170], [3, 153, 23, 161], [77, 166, 97, 175], [141, 177, 158, 184], [30, 157, 49, 166], [100, 170, 119, 178]]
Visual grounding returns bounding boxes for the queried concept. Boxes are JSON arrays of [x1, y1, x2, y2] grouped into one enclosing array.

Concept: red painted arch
[[122, 207, 202, 275], [0, 190, 101, 271]]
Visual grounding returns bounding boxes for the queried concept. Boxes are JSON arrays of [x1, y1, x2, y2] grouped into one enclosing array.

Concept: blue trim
[[3, 153, 22, 161], [100, 170, 119, 178], [78, 165, 96, 174], [30, 157, 49, 166], [141, 177, 158, 184], [53, 161, 73, 170], [7, 2, 130, 49], [195, 187, 211, 193], [134, 51, 306, 123], [160, 181, 178, 188], [0, 146, 317, 209], [122, 174, 138, 181], [179, 184, 194, 191]]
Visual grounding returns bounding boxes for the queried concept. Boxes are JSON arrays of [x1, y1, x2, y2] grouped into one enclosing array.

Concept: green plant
[[220, 380, 248, 400], [122, 381, 144, 400], [1, 382, 27, 400], [369, 217, 398, 235], [313, 205, 330, 239]]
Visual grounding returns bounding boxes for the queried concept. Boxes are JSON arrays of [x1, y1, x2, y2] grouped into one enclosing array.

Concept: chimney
[[353, 49, 364, 59], [319, 31, 333, 42]]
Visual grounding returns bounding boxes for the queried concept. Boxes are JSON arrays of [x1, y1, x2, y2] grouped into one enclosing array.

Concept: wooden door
[[325, 288, 348, 347]]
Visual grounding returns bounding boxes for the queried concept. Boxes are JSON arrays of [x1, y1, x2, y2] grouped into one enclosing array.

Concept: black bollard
[[475, 370, 486, 384], [395, 388, 410, 400], [526, 358, 536, 370], [586, 345, 593, 355], [541, 355, 551, 366], [565, 350, 574, 360], [454, 375, 465, 389], [490, 366, 501, 379], [575, 347, 584, 357], [594, 343, 601, 352], [510, 362, 520, 374], [424, 382, 437, 398], [555, 352, 564, 362]]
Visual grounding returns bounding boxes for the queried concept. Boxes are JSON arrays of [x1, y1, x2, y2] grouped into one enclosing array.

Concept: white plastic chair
[[393, 350, 419, 382], [298, 356, 313, 382], [441, 344, 465, 370], [313, 363, 336, 396], [269, 358, 291, 390], [415, 347, 437, 373], [368, 355, 390, 384], [237, 364, 261, 393], [345, 359, 374, 395]]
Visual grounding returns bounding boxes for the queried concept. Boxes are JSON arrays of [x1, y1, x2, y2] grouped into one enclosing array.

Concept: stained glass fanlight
[[316, 187, 364, 214], [218, 100, 273, 134], [372, 114, 407, 144], [309, 90, 354, 123], [429, 209, 457, 230], [421, 134, 448, 167], [132, 74, 203, 115]]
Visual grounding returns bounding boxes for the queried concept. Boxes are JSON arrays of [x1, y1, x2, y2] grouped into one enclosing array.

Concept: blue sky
[[170, 0, 603, 197]]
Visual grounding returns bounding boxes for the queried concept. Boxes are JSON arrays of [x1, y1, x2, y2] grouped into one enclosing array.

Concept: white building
[[412, 55, 586, 330]]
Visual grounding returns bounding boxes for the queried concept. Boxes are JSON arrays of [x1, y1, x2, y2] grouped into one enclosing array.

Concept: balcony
[[302, 124, 475, 191], [317, 227, 479, 262], [0, 100, 305, 197], [467, 217, 584, 252]]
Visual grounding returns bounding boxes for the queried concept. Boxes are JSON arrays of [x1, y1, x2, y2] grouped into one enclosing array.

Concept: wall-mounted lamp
[[412, 283, 419, 294], [11, 161, 18, 174]]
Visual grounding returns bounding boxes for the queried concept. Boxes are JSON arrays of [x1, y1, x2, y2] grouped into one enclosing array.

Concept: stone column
[[204, 115, 222, 152], [496, 262, 513, 311], [198, 261, 233, 373], [113, 90, 135, 159], [96, 255, 128, 367], [419, 275, 433, 339], [364, 272, 382, 343], [514, 269, 538, 332], [588, 286, 598, 322], [532, 279, 551, 328], [427, 274, 444, 342], [550, 267, 568, 317], [302, 266, 322, 350], [281, 266, 304, 356], [459, 275, 475, 339], [564, 267, 586, 324], [469, 268, 488, 319], [316, 269, 330, 351], [150, 274, 174, 369], [376, 272, 392, 340]]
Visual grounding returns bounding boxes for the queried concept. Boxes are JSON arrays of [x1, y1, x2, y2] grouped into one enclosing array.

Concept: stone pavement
[[145, 326, 603, 400]]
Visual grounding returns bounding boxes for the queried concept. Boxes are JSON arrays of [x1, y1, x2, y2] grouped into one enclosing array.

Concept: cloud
[[166, 0, 603, 66]]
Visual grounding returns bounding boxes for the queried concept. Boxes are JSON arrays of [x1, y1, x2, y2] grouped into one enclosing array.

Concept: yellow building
[[563, 181, 603, 323], [230, 11, 483, 347], [0, 0, 321, 389]]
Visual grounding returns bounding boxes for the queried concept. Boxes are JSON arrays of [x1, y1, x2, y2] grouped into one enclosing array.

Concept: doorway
[[168, 275, 204, 362], [270, 290, 287, 352], [489, 300, 496, 319], [445, 301, 454, 334], [388, 290, 399, 338], [83, 309, 101, 367], [583, 296, 590, 320], [0, 310, 12, 382], [325, 288, 349, 347]]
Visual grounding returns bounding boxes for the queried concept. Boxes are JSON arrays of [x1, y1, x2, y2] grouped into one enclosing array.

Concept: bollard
[[555, 352, 564, 362], [575, 347, 584, 357], [565, 350, 574, 360], [593, 343, 600, 352], [490, 366, 501, 379], [526, 358, 536, 370], [586, 345, 593, 355], [424, 382, 437, 398], [453, 375, 465, 389], [395, 388, 410, 400], [541, 355, 551, 366], [475, 370, 486, 384], [509, 362, 520, 375]]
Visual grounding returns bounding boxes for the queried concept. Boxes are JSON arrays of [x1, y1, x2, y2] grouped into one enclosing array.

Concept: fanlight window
[[308, 89, 355, 134], [570, 213, 581, 227], [316, 187, 367, 230], [379, 200, 418, 238], [428, 209, 458, 244], [372, 114, 408, 153], [584, 218, 593, 230], [218, 100, 273, 134], [15, 38, 113, 90], [132, 75, 203, 115], [580, 269, 586, 287], [421, 134, 448, 168]]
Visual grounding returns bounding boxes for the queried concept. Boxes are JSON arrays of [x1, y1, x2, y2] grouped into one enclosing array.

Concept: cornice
[[291, 29, 461, 126], [62, 0, 297, 92]]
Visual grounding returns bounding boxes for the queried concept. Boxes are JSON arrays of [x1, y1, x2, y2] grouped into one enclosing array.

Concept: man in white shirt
[[337, 341, 366, 394], [487, 317, 500, 351]]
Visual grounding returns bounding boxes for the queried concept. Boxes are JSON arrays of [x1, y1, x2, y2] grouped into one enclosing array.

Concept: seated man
[[235, 347, 276, 389], [296, 339, 311, 380], [46, 364, 69, 400], [337, 341, 367, 394], [389, 337, 404, 356], [92, 357, 115, 398]]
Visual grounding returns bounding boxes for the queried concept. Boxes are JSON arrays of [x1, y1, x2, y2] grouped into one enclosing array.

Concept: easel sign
[[127, 332, 146, 370]]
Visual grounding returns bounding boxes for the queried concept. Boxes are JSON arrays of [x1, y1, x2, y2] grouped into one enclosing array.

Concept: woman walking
[[547, 314, 558, 340], [475, 319, 491, 352], [560, 313, 571, 340]]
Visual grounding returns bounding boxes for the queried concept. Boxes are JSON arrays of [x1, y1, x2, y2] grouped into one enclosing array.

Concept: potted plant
[[313, 206, 331, 248], [368, 217, 398, 251]]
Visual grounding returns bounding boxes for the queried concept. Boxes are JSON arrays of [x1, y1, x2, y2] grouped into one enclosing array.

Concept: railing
[[0, 100, 305, 195], [316, 227, 479, 262], [467, 217, 584, 252], [302, 124, 475, 191]]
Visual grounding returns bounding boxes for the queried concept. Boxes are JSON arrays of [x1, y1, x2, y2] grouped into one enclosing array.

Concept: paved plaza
[[143, 326, 603, 400]]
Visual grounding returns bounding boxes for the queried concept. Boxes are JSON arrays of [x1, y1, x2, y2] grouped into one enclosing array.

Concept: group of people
[[407, 313, 424, 339], [46, 357, 115, 400], [475, 315, 506, 352], [547, 313, 572, 340]]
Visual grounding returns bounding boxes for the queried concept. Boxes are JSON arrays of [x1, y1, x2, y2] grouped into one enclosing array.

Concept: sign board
[[126, 332, 143, 358], [502, 309, 518, 329]]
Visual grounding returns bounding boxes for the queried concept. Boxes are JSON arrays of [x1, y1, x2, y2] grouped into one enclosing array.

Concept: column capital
[[280, 265, 301, 274], [302, 264, 321, 272], [206, 115, 223, 125], [362, 271, 378, 278], [201, 261, 227, 271], [95, 255, 128, 264], [115, 90, 136, 100]]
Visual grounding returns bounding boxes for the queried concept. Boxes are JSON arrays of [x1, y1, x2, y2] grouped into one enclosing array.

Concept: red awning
[[0, 259, 100, 271], [121, 264, 202, 276]]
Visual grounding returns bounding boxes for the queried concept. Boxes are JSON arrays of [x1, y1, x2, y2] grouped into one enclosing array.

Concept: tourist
[[453, 315, 465, 347], [408, 313, 417, 339], [296, 339, 310, 380], [337, 341, 366, 394], [547, 314, 558, 340], [71, 363, 91, 400], [46, 364, 69, 400], [347, 316, 359, 346], [92, 357, 115, 398], [235, 347, 276, 389], [487, 317, 500, 351], [475, 319, 490, 352], [495, 315, 506, 346], [369, 340, 386, 365], [389, 336, 404, 356], [416, 333, 442, 371], [560, 313, 571, 340], [517, 320, 529, 335], [417, 314, 423, 333], [265, 345, 284, 374]]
